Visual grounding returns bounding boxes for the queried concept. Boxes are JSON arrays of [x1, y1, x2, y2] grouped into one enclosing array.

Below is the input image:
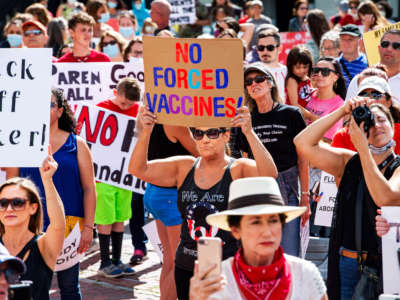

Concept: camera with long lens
[[8, 280, 33, 300], [352, 105, 375, 134]]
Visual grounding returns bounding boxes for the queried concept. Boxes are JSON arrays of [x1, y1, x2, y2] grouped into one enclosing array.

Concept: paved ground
[[49, 224, 162, 300]]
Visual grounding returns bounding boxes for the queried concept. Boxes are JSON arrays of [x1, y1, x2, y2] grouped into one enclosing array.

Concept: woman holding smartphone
[[129, 105, 277, 300]]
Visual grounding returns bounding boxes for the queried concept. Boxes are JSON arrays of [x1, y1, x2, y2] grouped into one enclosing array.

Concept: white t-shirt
[[267, 64, 288, 102], [345, 72, 400, 105], [210, 254, 326, 300]]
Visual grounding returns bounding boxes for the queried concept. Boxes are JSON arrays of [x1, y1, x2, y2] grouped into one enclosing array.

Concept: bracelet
[[84, 224, 94, 230], [301, 191, 310, 196]]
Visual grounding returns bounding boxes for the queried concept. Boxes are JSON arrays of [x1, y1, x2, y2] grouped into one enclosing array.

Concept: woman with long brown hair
[[358, 0, 390, 33], [306, 9, 330, 63]]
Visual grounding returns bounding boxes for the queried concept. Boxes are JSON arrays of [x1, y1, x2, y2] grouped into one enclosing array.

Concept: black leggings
[[174, 266, 193, 300]]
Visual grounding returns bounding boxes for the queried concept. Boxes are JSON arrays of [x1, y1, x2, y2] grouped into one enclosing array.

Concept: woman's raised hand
[[138, 105, 157, 133], [39, 145, 58, 180], [189, 261, 226, 300], [231, 106, 253, 135], [376, 211, 390, 237]]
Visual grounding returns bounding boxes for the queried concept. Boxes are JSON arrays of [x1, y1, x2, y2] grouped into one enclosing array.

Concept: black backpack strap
[[355, 178, 365, 253], [16, 235, 38, 260], [339, 59, 353, 82]]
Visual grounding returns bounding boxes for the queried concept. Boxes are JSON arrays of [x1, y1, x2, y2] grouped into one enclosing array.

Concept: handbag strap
[[339, 59, 353, 82], [355, 179, 365, 252]]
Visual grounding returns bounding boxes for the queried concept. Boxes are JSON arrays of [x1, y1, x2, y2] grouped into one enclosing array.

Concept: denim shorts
[[143, 183, 182, 226]]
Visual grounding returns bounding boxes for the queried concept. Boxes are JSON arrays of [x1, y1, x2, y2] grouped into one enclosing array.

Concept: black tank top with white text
[[176, 158, 237, 271]]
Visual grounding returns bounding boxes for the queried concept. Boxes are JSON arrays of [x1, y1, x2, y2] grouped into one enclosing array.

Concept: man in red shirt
[[57, 12, 111, 63]]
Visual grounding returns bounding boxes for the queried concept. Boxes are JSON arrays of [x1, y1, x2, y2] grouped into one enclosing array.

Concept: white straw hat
[[206, 177, 306, 232]]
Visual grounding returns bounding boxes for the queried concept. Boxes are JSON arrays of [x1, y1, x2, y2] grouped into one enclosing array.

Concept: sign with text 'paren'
[[0, 48, 51, 167], [143, 37, 244, 127]]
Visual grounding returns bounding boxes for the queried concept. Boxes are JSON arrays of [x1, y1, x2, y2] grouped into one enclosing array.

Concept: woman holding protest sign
[[0, 151, 65, 300], [7, 88, 97, 300], [129, 102, 277, 300], [294, 88, 400, 299]]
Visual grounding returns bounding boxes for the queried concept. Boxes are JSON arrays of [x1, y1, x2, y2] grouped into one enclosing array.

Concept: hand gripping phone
[[197, 237, 222, 278]]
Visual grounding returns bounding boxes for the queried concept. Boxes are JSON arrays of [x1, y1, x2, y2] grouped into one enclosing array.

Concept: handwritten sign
[[363, 22, 400, 66], [75, 104, 145, 194], [170, 0, 196, 25], [381, 206, 400, 294], [143, 220, 163, 262], [279, 32, 311, 65], [52, 60, 145, 103], [0, 49, 51, 167], [55, 223, 84, 272], [314, 171, 337, 227], [143, 37, 244, 127]]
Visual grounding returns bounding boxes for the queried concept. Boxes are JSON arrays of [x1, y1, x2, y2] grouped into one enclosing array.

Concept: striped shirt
[[337, 54, 368, 88]]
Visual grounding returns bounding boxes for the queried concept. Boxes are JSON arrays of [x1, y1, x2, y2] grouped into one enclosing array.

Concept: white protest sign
[[74, 104, 146, 194], [0, 49, 51, 167], [300, 221, 309, 259], [381, 206, 400, 294], [52, 60, 144, 103], [55, 222, 84, 272], [170, 0, 196, 25], [0, 170, 5, 185], [314, 171, 337, 227], [143, 220, 163, 262]]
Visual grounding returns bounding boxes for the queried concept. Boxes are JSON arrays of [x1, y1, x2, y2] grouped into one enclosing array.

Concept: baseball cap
[[0, 243, 26, 275], [339, 0, 349, 12], [357, 76, 391, 95], [22, 20, 47, 33], [244, 63, 275, 85], [339, 24, 361, 37], [251, 0, 263, 8]]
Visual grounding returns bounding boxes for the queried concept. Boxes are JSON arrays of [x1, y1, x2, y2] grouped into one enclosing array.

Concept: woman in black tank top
[[0, 154, 66, 300], [129, 105, 277, 300], [295, 99, 400, 299]]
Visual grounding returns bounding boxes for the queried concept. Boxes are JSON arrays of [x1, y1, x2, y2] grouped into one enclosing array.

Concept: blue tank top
[[20, 134, 84, 229]]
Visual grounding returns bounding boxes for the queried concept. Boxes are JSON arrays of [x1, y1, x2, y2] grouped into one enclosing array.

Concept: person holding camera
[[294, 81, 400, 299]]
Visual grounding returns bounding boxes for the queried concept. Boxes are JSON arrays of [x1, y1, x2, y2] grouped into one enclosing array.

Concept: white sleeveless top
[[210, 254, 326, 300]]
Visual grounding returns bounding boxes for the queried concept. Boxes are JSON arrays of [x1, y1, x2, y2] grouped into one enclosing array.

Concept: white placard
[[52, 60, 144, 103], [143, 220, 163, 262], [314, 171, 337, 227], [55, 222, 85, 272], [169, 0, 196, 25], [0, 170, 6, 184], [300, 221, 310, 259], [74, 104, 145, 193], [0, 49, 51, 167], [381, 206, 400, 294]]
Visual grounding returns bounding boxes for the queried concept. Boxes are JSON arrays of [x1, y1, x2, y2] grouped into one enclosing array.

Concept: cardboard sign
[[170, 0, 196, 25], [55, 223, 85, 272], [143, 37, 244, 127], [363, 22, 400, 66], [52, 60, 145, 103], [0, 49, 51, 167], [314, 171, 337, 227], [279, 32, 311, 65], [381, 206, 400, 294], [75, 104, 146, 194], [143, 220, 163, 262]]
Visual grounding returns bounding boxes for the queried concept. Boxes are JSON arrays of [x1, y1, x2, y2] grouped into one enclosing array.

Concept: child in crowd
[[285, 45, 316, 121]]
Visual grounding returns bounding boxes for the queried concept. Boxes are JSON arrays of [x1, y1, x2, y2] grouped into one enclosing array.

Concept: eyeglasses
[[311, 67, 337, 77], [0, 268, 20, 284], [257, 44, 277, 52], [102, 40, 117, 47], [244, 75, 268, 86], [192, 128, 226, 140], [380, 40, 400, 50], [358, 90, 385, 100], [0, 198, 28, 211], [23, 29, 43, 37], [299, 6, 308, 10], [349, 5, 358, 9]]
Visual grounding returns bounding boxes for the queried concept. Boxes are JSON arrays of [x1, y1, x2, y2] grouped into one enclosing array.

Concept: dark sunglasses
[[358, 90, 385, 100], [192, 128, 226, 140], [257, 44, 277, 52], [0, 268, 20, 284], [380, 40, 400, 50], [311, 67, 337, 77], [23, 29, 43, 37], [349, 5, 358, 9], [299, 6, 308, 10], [103, 40, 117, 47], [244, 75, 268, 86], [0, 198, 28, 211]]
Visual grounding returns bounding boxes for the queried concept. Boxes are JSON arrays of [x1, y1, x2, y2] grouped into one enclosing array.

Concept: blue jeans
[[339, 254, 360, 300], [57, 262, 81, 300], [277, 166, 300, 257]]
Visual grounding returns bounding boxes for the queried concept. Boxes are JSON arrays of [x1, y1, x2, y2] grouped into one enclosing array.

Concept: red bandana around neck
[[232, 246, 292, 300]]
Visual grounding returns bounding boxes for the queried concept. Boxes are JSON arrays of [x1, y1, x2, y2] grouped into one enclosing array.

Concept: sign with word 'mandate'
[[143, 37, 244, 127]]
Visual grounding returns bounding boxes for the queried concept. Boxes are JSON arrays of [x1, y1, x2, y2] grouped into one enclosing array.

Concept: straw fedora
[[206, 177, 306, 232]]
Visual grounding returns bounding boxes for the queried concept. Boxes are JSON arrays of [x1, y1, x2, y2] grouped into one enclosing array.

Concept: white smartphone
[[197, 237, 222, 278]]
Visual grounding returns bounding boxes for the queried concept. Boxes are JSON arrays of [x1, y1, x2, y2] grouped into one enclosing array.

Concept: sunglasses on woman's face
[[0, 268, 20, 284], [0, 198, 28, 211], [192, 128, 226, 140], [244, 75, 268, 86], [103, 40, 117, 47], [380, 40, 400, 50], [358, 90, 385, 100], [311, 67, 337, 77]]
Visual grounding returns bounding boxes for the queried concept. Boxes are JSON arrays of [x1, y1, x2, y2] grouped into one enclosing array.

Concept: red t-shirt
[[57, 50, 111, 63], [96, 99, 139, 117], [331, 123, 400, 155]]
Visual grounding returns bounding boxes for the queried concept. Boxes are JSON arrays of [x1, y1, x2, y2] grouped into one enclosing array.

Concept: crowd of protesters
[[1, 0, 400, 299]]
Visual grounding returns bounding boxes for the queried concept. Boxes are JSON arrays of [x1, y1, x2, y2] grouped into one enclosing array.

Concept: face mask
[[98, 12, 110, 23], [108, 2, 117, 9], [134, 3, 142, 10], [119, 26, 134, 38], [67, 0, 76, 4], [7, 34, 22, 47], [103, 43, 119, 58], [144, 25, 153, 33]]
